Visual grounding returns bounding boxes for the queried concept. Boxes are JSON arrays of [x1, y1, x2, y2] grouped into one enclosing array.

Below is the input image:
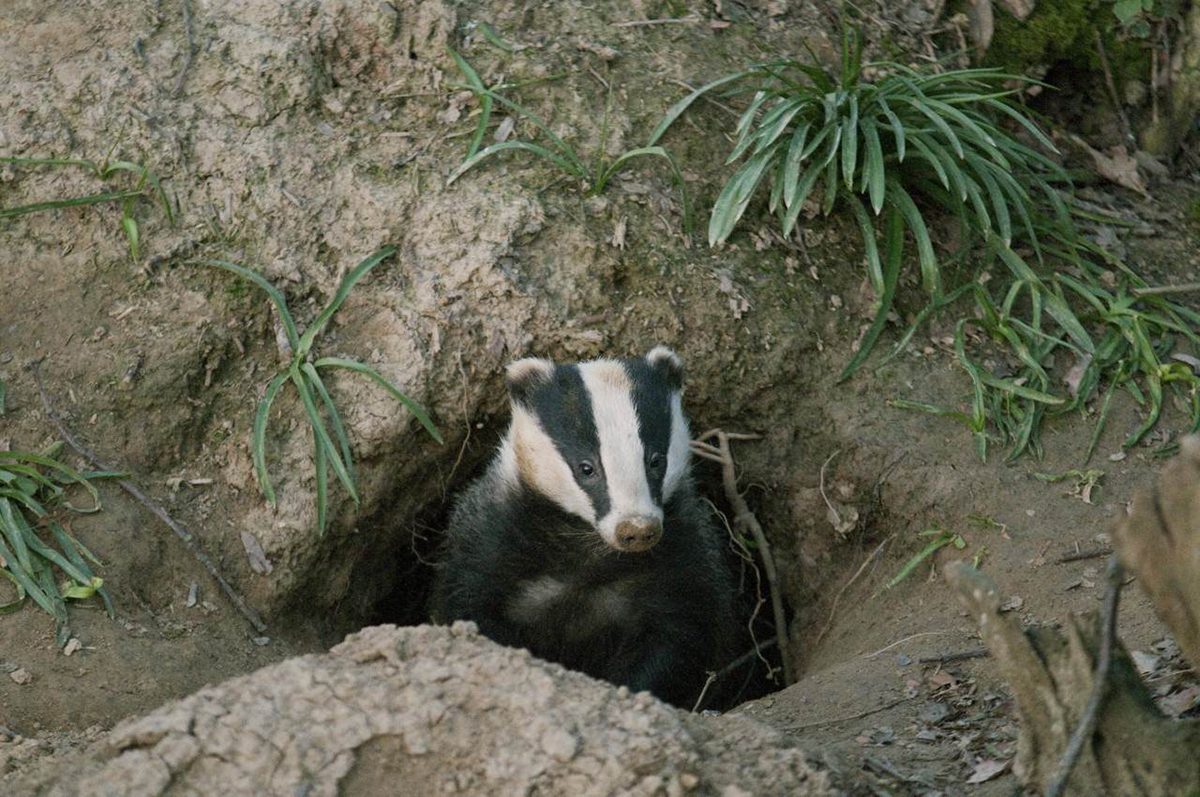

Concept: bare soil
[[2, 0, 1199, 794]]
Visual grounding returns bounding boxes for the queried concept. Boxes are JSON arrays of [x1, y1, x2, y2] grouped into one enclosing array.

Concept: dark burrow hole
[[366, 422, 792, 712]]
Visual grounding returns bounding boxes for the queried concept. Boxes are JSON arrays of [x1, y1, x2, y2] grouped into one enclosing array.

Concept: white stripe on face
[[662, 390, 691, 500], [501, 404, 597, 524], [577, 360, 663, 546]]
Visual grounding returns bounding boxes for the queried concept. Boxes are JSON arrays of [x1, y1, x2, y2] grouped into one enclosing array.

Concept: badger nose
[[614, 516, 662, 553]]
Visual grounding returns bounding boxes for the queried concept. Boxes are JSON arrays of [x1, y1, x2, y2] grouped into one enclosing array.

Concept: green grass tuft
[[0, 156, 175, 261], [197, 247, 443, 534], [447, 48, 693, 236], [652, 28, 1200, 463], [0, 449, 118, 646]]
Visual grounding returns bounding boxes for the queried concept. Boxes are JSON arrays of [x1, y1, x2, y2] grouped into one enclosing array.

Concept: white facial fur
[[662, 390, 691, 500], [496, 348, 692, 550], [497, 404, 597, 524], [577, 360, 664, 548]]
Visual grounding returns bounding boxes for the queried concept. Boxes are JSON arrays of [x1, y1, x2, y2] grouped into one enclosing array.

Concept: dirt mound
[[6, 623, 833, 796]]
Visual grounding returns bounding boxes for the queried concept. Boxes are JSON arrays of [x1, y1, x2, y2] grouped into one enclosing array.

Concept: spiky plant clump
[[0, 448, 117, 646], [651, 30, 1199, 462], [199, 247, 443, 534]]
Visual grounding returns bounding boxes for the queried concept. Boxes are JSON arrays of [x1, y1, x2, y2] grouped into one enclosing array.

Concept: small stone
[[63, 638, 82, 657], [251, 636, 270, 646], [680, 773, 700, 790], [10, 668, 32, 685], [540, 727, 578, 762]]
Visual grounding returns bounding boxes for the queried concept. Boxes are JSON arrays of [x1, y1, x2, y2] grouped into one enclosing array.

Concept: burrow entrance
[[362, 420, 793, 712]]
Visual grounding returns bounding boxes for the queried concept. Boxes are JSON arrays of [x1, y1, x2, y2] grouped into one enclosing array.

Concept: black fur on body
[[431, 349, 736, 707]]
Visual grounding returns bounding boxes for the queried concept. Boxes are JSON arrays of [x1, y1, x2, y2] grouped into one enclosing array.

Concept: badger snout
[[613, 515, 662, 553]]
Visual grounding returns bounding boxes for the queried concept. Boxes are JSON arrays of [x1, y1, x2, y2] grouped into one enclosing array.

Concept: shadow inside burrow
[[362, 423, 792, 713]]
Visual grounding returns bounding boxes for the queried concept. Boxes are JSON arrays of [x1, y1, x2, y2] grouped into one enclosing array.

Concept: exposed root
[[917, 648, 989, 665], [862, 631, 952, 660], [784, 694, 915, 733], [692, 638, 782, 713], [1054, 547, 1111, 564], [174, 0, 196, 96], [30, 359, 268, 634], [692, 429, 794, 685], [1045, 556, 1124, 797], [703, 497, 774, 679]]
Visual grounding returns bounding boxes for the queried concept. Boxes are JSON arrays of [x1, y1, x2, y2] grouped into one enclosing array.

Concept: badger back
[[496, 346, 691, 553]]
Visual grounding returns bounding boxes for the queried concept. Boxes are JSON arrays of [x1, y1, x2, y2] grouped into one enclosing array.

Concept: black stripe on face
[[522, 364, 612, 521], [622, 357, 674, 505]]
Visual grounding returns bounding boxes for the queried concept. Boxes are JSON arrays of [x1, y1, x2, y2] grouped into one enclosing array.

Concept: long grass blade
[[595, 147, 692, 235], [197, 260, 300, 351], [838, 205, 903, 381], [448, 140, 583, 184], [302, 362, 355, 488], [297, 245, 397, 356], [888, 181, 939, 298], [252, 370, 289, 507], [449, 47, 494, 159], [1, 190, 144, 219], [647, 70, 756, 146], [290, 364, 356, 503], [314, 358, 443, 444]]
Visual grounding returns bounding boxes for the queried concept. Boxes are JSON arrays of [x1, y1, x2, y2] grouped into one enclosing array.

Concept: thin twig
[[785, 694, 915, 732], [1045, 556, 1124, 797], [173, 0, 196, 96], [694, 429, 794, 685], [1095, 30, 1135, 148], [1133, 282, 1200, 297], [441, 353, 473, 499], [666, 78, 740, 118], [717, 637, 780, 680], [918, 648, 990, 664], [818, 448, 842, 523], [691, 672, 717, 713], [31, 360, 268, 634], [612, 16, 702, 27], [691, 638, 781, 713], [1054, 548, 1111, 564], [863, 631, 951, 659], [814, 534, 893, 647]]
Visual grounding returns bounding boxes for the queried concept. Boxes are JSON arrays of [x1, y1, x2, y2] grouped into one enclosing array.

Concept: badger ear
[[645, 345, 684, 390], [505, 357, 556, 405]]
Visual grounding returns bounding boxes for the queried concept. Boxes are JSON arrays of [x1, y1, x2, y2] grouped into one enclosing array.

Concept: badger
[[432, 346, 736, 707]]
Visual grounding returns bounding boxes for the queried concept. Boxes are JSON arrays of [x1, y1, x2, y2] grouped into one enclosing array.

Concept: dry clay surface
[[7, 623, 833, 797]]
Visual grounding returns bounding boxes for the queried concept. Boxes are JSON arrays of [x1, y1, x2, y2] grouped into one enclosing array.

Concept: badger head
[[496, 346, 691, 554]]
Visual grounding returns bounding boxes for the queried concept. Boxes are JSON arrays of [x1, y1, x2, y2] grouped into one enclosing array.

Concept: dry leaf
[[1065, 353, 1092, 398], [1162, 685, 1200, 717], [1076, 137, 1151, 197], [610, 215, 627, 250], [493, 116, 515, 143], [966, 758, 1010, 784], [241, 530, 273, 575], [575, 39, 620, 61]]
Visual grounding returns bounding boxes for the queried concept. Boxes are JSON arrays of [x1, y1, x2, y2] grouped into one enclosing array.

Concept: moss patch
[[984, 0, 1150, 88]]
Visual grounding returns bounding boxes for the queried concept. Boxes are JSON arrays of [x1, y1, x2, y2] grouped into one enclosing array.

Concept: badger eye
[[648, 452, 664, 470], [578, 461, 596, 477]]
